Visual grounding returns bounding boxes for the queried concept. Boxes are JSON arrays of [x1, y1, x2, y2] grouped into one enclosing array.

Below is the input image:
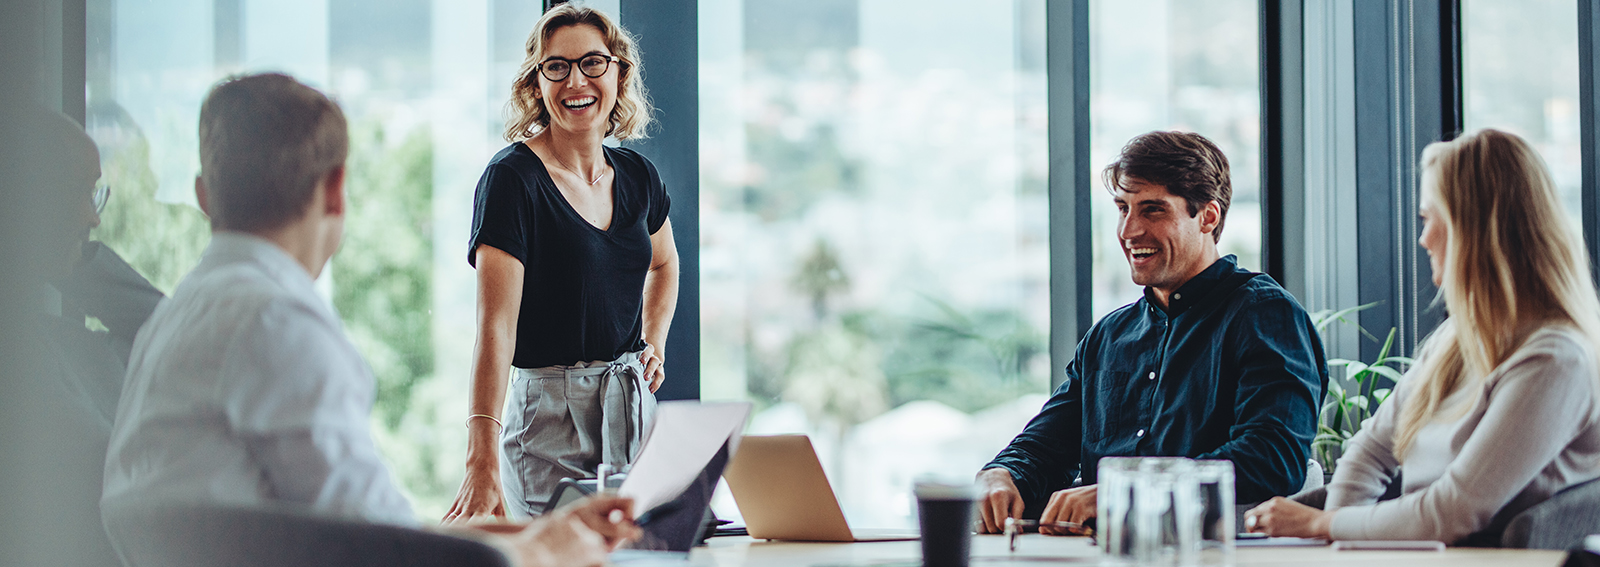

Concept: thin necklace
[[552, 152, 607, 186]]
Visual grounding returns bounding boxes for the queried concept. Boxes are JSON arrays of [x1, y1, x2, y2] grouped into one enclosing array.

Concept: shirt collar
[[199, 231, 321, 301], [1143, 254, 1242, 315]]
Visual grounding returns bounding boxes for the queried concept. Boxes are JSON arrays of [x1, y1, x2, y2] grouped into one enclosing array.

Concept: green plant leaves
[[1364, 365, 1405, 383], [1310, 301, 1382, 342], [1314, 318, 1412, 474]]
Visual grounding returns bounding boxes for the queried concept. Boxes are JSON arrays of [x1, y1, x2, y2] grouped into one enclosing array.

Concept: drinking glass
[[1194, 460, 1236, 562], [1132, 458, 1200, 566], [1096, 457, 1143, 560]]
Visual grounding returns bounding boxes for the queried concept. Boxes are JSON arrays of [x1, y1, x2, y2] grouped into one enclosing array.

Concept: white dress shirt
[[102, 232, 416, 527]]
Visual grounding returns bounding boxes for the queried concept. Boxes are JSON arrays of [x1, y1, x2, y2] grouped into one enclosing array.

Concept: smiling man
[[975, 131, 1327, 535]]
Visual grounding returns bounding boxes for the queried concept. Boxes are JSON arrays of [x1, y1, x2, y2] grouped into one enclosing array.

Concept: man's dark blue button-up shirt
[[986, 255, 1327, 510]]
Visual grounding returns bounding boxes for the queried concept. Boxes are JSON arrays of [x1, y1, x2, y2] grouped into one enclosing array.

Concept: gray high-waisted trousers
[[500, 350, 656, 518]]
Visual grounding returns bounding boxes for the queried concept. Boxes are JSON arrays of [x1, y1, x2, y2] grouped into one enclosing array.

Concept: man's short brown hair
[[1103, 131, 1232, 242], [199, 73, 347, 232]]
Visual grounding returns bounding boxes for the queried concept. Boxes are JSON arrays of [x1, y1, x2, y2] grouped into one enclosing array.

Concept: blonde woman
[[1243, 129, 1600, 544], [446, 4, 678, 521]]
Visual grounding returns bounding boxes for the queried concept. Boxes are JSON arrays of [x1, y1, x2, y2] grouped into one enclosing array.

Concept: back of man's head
[[1103, 131, 1232, 242], [199, 73, 347, 233]]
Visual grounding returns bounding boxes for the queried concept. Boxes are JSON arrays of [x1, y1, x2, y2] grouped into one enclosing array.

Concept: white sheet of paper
[[619, 401, 751, 514]]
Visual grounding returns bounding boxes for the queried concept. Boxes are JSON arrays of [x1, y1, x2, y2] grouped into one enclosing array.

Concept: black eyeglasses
[[536, 54, 620, 82], [93, 182, 111, 215]]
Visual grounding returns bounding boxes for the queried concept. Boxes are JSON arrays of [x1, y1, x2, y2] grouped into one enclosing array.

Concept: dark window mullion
[[1350, 0, 1454, 361], [1579, 0, 1600, 281], [619, 0, 700, 400], [1441, 0, 1464, 141], [1260, 0, 1304, 296], [1047, 0, 1091, 391]]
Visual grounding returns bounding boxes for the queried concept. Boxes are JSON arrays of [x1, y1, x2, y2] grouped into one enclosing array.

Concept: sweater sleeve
[[1328, 331, 1597, 543]]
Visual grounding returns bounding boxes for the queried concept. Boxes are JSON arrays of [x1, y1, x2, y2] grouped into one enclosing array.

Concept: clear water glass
[[1194, 460, 1236, 563], [1133, 458, 1200, 565], [1096, 457, 1143, 560]]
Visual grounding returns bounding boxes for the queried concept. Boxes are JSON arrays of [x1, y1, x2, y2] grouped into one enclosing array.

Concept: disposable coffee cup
[[914, 480, 979, 567]]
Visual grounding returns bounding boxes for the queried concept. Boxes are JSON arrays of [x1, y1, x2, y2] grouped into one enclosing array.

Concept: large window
[[86, 0, 549, 519], [1463, 0, 1581, 229], [698, 0, 1050, 528], [1088, 0, 1261, 319], [83, 0, 1268, 530]]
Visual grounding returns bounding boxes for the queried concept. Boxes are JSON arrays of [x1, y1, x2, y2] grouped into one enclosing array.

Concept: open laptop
[[722, 435, 919, 542]]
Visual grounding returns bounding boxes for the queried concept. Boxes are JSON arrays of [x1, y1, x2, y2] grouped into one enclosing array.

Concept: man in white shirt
[[102, 73, 636, 567]]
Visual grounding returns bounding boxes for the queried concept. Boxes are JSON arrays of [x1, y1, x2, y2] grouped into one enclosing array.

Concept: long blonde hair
[[503, 4, 652, 142], [1394, 129, 1600, 457]]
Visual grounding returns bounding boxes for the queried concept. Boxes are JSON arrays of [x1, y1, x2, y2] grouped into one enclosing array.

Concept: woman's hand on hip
[[444, 464, 508, 523], [641, 342, 665, 393]]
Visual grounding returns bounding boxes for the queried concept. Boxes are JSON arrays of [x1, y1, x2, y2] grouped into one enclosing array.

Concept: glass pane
[[700, 0, 1050, 528], [1463, 0, 1581, 229], [1088, 0, 1261, 319], [87, 0, 529, 519]]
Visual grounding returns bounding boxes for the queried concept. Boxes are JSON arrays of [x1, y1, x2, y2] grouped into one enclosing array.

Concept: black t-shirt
[[468, 143, 671, 368]]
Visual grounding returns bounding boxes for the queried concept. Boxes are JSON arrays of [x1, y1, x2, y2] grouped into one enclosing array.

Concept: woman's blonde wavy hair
[[1394, 128, 1600, 457], [503, 4, 651, 142]]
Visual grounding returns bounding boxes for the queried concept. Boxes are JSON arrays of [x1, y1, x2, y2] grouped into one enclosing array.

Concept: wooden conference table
[[675, 534, 1567, 566]]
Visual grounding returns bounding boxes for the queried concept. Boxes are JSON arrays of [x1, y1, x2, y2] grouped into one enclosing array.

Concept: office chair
[[102, 501, 512, 567], [1502, 477, 1600, 550]]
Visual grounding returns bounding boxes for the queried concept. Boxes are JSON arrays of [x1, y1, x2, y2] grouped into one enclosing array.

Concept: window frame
[[1580, 0, 1600, 282]]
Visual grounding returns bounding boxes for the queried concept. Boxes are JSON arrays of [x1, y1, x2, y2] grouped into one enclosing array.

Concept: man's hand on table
[[977, 468, 1026, 534], [1039, 485, 1096, 535], [977, 469, 1098, 536]]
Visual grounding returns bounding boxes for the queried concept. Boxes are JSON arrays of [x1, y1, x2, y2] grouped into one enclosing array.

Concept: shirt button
[[1173, 293, 1182, 301], [1136, 429, 1146, 438], [1147, 371, 1156, 381]]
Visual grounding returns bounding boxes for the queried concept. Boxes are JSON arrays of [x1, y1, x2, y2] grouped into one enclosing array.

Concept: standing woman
[[446, 4, 678, 520], [1243, 129, 1600, 544]]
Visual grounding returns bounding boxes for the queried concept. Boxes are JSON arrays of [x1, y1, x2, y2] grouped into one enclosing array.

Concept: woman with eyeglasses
[[1243, 129, 1600, 544], [446, 4, 678, 521]]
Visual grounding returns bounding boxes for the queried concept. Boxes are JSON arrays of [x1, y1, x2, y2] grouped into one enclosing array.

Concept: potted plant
[[1310, 303, 1414, 476]]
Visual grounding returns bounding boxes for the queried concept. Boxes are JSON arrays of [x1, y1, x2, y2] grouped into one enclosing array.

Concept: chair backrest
[[103, 501, 512, 567], [1502, 477, 1600, 550], [1301, 459, 1325, 494]]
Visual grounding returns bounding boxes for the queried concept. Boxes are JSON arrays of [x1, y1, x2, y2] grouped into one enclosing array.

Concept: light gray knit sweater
[[1326, 326, 1600, 543]]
